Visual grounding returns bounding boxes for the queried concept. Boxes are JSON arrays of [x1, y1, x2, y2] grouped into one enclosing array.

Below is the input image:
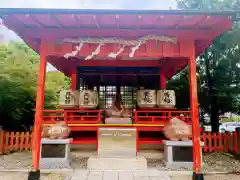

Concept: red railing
[[43, 108, 191, 125], [43, 109, 103, 124], [201, 132, 239, 153], [133, 109, 191, 124], [0, 131, 32, 155]]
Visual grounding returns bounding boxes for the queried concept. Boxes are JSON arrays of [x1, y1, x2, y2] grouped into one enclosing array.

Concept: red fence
[[201, 132, 239, 153], [0, 130, 239, 155], [0, 131, 32, 155]]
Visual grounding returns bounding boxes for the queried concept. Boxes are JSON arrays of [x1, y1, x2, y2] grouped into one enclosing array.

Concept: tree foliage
[[0, 42, 68, 131], [173, 0, 240, 132], [177, 0, 240, 10]]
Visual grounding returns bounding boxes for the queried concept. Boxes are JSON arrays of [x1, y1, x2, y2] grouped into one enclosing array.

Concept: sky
[[0, 0, 177, 71], [0, 0, 177, 9]]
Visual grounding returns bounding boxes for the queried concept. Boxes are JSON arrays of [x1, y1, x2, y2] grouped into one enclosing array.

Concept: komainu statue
[[163, 117, 192, 141], [42, 122, 70, 139]]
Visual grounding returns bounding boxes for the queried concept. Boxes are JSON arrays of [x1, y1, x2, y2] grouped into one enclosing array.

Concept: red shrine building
[[0, 8, 236, 178]]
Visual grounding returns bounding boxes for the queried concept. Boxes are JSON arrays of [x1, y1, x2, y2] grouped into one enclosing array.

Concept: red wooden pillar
[[188, 44, 202, 174], [160, 71, 167, 121], [69, 69, 77, 122], [32, 41, 47, 171], [71, 69, 77, 90], [160, 71, 166, 89]]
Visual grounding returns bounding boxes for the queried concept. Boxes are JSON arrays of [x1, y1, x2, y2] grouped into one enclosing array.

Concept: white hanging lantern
[[157, 90, 176, 108], [59, 90, 79, 107], [79, 90, 99, 109], [136, 89, 157, 108]]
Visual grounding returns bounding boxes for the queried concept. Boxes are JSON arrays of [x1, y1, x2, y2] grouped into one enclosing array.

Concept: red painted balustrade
[[43, 109, 103, 124], [133, 109, 191, 125]]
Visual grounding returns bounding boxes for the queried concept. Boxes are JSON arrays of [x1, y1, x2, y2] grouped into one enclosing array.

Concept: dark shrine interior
[[77, 66, 161, 109], [77, 66, 161, 88]]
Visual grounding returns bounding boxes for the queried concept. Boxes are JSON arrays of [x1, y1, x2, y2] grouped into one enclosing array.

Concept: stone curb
[[0, 168, 237, 176]]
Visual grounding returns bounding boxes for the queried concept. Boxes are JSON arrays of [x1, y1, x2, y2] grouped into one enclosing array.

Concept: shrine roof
[[0, 8, 236, 54]]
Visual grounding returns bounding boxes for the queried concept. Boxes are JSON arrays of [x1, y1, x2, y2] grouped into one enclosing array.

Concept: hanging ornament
[[129, 41, 142, 58], [64, 42, 84, 59], [108, 45, 125, 58], [85, 43, 104, 60]]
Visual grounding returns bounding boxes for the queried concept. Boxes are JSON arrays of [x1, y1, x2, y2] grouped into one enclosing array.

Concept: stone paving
[[69, 170, 172, 180], [1, 171, 240, 180], [0, 170, 172, 180]]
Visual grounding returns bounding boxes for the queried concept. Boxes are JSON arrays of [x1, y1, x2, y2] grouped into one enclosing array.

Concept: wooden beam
[[17, 27, 225, 41], [70, 59, 161, 67]]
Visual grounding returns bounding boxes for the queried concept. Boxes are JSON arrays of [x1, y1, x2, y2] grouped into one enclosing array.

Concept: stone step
[[87, 157, 147, 170]]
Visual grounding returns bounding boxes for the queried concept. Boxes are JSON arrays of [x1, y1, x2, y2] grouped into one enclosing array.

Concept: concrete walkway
[[68, 170, 173, 180]]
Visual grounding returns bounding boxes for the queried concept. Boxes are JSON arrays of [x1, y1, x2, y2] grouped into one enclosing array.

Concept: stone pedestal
[[98, 128, 136, 158], [40, 138, 72, 169], [163, 140, 204, 169], [105, 118, 132, 124], [87, 127, 147, 170]]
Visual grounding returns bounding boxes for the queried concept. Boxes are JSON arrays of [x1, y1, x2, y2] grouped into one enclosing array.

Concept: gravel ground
[[146, 152, 240, 173], [1, 151, 240, 173]]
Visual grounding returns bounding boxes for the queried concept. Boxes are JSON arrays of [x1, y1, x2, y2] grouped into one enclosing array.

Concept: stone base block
[[163, 140, 204, 169], [40, 138, 72, 169], [40, 159, 71, 169], [164, 161, 193, 169], [87, 157, 147, 170]]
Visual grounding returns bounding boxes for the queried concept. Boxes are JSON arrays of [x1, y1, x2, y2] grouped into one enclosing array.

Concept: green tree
[[175, 0, 240, 132], [177, 0, 240, 10], [0, 42, 68, 131]]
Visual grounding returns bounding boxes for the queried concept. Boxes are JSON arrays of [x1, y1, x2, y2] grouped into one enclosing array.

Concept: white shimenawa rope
[[129, 42, 142, 58], [64, 42, 84, 59], [108, 45, 125, 58], [62, 35, 177, 59], [85, 43, 104, 60]]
